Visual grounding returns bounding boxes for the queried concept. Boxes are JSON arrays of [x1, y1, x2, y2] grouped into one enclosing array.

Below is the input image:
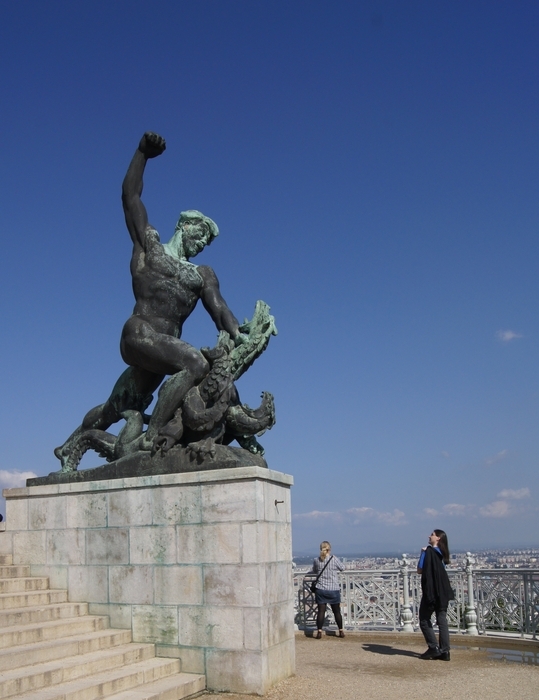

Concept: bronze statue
[[52, 133, 275, 480]]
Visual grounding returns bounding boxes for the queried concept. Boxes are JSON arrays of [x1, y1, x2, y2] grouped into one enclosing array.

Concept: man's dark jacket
[[421, 546, 454, 609]]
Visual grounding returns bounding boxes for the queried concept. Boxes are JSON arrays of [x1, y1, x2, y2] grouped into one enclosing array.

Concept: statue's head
[[174, 210, 219, 259]]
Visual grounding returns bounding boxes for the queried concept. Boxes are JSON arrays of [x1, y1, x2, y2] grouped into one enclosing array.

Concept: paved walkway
[[208, 632, 539, 700]]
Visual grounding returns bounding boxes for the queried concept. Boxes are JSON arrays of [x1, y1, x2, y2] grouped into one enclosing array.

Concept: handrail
[[294, 556, 539, 639]]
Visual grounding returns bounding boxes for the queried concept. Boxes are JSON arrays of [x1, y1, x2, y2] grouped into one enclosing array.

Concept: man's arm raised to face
[[198, 266, 242, 340], [121, 132, 166, 246]]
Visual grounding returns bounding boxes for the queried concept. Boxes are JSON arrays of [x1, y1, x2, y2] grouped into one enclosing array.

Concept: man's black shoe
[[420, 648, 441, 660], [437, 652, 450, 661]]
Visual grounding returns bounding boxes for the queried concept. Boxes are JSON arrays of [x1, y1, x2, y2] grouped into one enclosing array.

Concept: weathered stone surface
[[47, 529, 85, 566], [151, 485, 201, 525], [175, 522, 243, 564], [109, 565, 154, 605], [178, 605, 244, 649], [68, 565, 109, 603], [129, 526, 176, 565], [154, 565, 203, 606], [205, 648, 266, 694], [88, 602, 132, 629], [109, 488, 153, 527], [86, 529, 129, 565], [5, 498, 27, 531], [29, 496, 66, 530], [203, 564, 263, 606], [132, 604, 179, 645], [30, 564, 68, 590], [3, 466, 295, 694], [13, 531, 46, 566], [66, 492, 107, 528]]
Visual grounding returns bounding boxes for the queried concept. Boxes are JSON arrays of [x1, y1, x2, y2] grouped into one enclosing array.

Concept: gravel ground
[[207, 632, 539, 700]]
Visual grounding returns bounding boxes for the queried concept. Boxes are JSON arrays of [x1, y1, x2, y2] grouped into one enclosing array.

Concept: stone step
[[0, 577, 49, 594], [0, 555, 13, 566], [0, 564, 205, 700], [0, 642, 156, 698], [0, 588, 68, 610], [0, 565, 31, 578], [0, 628, 133, 672], [0, 601, 89, 628], [11, 657, 182, 700], [104, 672, 206, 700], [0, 614, 110, 650]]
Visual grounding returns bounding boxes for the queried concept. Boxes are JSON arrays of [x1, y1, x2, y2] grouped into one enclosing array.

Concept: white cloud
[[484, 449, 509, 467], [480, 500, 510, 518], [442, 503, 467, 516], [496, 330, 523, 342], [293, 510, 341, 521], [420, 488, 531, 522], [377, 509, 406, 525], [0, 470, 37, 490], [346, 507, 375, 521], [346, 507, 407, 526], [497, 487, 530, 500], [440, 451, 450, 459], [294, 506, 407, 526]]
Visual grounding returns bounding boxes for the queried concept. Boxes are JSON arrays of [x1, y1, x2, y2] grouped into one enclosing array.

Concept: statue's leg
[[54, 366, 163, 470], [120, 322, 210, 449], [143, 370, 193, 447], [142, 349, 209, 448], [106, 366, 164, 418]]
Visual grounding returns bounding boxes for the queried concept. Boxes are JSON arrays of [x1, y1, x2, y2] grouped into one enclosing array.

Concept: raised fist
[[139, 132, 166, 158]]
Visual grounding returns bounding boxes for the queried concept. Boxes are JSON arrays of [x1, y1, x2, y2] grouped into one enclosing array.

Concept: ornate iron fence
[[474, 570, 539, 636], [294, 555, 539, 639]]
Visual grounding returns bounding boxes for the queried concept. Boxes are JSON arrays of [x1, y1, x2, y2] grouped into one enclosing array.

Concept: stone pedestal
[[1, 466, 295, 695]]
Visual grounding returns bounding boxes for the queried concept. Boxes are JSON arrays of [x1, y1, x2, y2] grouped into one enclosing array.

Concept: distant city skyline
[[293, 547, 539, 568], [1, 2, 538, 552]]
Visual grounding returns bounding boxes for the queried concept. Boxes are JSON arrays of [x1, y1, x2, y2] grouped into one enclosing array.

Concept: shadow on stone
[[362, 643, 421, 658]]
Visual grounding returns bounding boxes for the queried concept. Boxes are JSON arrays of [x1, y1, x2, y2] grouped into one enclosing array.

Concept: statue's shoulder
[[144, 226, 161, 244], [132, 225, 161, 255], [196, 265, 218, 284]]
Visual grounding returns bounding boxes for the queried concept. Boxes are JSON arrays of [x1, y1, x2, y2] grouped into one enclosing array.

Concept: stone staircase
[[0, 555, 205, 699]]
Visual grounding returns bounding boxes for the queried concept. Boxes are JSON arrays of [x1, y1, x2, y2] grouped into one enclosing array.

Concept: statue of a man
[[55, 132, 245, 466]]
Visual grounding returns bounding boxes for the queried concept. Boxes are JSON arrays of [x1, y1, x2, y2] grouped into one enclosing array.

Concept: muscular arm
[[122, 132, 166, 246], [198, 266, 241, 339]]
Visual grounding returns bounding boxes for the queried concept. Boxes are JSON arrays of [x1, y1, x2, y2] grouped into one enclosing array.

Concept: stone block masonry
[[2, 465, 295, 694]]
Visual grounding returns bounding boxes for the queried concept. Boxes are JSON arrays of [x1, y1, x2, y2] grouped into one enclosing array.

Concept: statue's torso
[[130, 228, 203, 330]]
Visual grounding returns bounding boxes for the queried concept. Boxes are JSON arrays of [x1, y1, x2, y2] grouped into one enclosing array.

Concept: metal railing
[[294, 553, 539, 639], [474, 569, 539, 636]]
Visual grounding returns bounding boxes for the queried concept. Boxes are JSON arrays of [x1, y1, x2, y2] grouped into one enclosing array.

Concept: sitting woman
[[310, 540, 345, 638]]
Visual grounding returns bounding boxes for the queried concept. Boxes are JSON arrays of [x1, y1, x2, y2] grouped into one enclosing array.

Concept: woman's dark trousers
[[419, 599, 449, 653], [316, 603, 343, 631]]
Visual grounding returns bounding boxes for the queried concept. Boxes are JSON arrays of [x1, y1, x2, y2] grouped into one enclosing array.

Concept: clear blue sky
[[1, 1, 538, 555]]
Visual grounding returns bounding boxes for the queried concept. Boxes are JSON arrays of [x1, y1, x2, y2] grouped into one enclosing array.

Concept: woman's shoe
[[420, 647, 441, 660], [315, 630, 322, 639], [338, 630, 345, 638]]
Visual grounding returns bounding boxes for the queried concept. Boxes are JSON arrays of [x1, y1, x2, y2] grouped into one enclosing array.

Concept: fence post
[[465, 552, 478, 635], [399, 554, 414, 632]]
